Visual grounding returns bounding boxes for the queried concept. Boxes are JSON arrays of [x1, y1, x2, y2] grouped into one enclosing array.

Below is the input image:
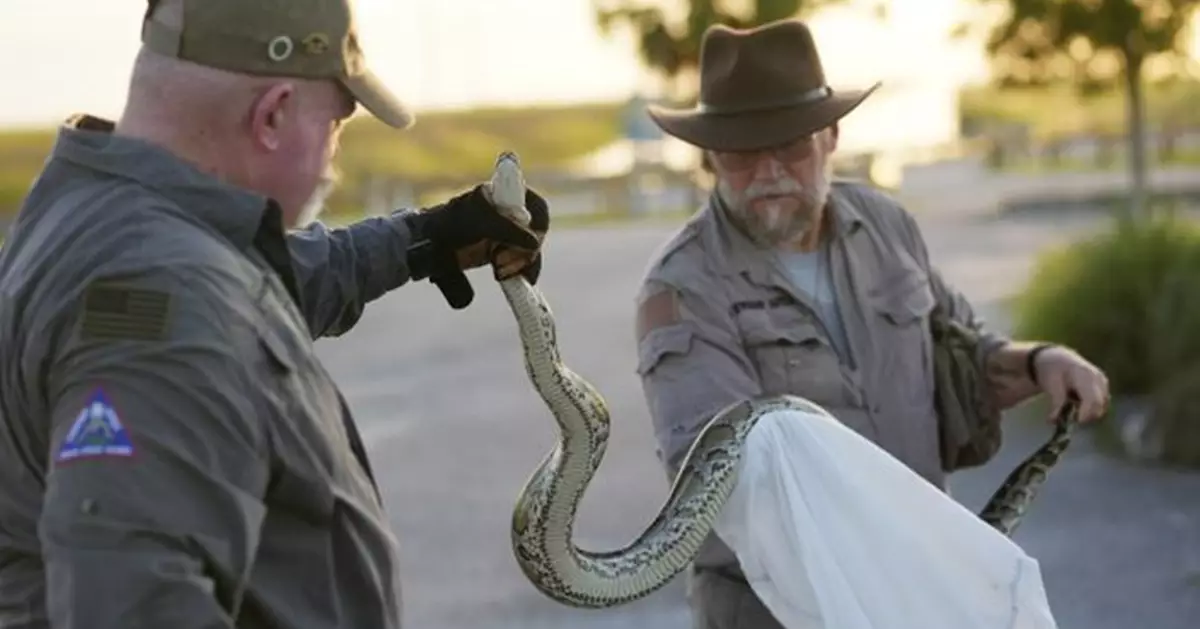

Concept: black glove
[[403, 184, 550, 309]]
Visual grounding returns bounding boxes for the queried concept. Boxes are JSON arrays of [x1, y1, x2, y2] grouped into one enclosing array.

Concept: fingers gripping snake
[[485, 151, 1080, 609]]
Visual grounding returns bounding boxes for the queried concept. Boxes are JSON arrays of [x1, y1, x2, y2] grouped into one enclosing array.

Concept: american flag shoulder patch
[[80, 283, 172, 341]]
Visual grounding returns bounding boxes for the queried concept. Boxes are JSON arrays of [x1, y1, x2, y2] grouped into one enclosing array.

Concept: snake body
[[487, 151, 1079, 609]]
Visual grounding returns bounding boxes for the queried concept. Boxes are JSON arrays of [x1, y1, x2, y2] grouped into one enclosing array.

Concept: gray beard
[[725, 198, 816, 247], [716, 189, 823, 248], [295, 175, 336, 227], [714, 166, 832, 248]]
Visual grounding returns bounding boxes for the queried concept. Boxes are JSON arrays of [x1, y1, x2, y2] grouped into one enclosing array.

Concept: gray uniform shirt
[[0, 115, 417, 628], [635, 182, 1006, 576]]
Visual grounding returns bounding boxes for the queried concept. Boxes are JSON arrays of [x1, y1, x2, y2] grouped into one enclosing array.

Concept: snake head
[[489, 150, 531, 225], [495, 151, 521, 168]]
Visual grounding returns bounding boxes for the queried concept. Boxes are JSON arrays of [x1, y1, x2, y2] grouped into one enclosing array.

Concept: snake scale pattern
[[486, 151, 1080, 609]]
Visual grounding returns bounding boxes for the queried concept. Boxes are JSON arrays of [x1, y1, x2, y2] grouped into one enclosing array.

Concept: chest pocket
[[735, 306, 850, 407], [869, 269, 937, 407]]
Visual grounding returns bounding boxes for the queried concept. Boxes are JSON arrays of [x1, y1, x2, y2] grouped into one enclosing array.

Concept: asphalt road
[[313, 209, 1200, 629]]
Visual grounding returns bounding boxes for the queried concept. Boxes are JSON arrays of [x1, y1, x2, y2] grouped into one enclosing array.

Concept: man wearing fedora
[[633, 18, 1111, 628]]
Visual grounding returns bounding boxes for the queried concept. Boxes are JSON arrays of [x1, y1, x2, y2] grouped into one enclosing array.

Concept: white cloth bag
[[710, 408, 1060, 629]]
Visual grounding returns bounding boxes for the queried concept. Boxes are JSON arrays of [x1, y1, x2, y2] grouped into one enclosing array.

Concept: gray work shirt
[[634, 182, 1006, 576], [0, 115, 416, 628]]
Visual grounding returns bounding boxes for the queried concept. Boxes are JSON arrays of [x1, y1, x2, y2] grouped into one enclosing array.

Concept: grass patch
[[959, 79, 1200, 140], [332, 102, 623, 182], [1001, 191, 1200, 217], [320, 207, 692, 230], [13, 81, 1200, 219], [995, 148, 1200, 174], [0, 101, 626, 218]]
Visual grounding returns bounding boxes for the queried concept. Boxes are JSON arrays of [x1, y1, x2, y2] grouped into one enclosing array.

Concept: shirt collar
[[49, 114, 273, 247]]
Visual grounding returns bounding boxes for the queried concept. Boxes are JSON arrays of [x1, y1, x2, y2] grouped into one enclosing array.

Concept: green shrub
[[1148, 364, 1200, 468], [1014, 213, 1200, 394], [1012, 213, 1200, 463]]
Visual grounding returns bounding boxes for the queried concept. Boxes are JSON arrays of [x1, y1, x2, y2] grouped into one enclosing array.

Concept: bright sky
[[0, 0, 654, 127], [0, 0, 1013, 144]]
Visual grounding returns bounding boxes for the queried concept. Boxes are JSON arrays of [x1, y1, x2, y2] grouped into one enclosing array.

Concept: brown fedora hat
[[647, 19, 880, 152]]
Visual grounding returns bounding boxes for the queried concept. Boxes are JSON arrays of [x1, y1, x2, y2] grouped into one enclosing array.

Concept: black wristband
[[406, 238, 438, 281], [401, 211, 440, 281], [1026, 343, 1055, 383]]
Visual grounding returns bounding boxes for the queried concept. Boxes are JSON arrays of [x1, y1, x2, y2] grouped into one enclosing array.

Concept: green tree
[[965, 0, 1200, 216], [591, 0, 864, 100]]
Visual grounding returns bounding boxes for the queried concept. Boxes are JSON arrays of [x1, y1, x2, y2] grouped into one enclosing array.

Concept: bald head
[[116, 0, 355, 228], [123, 0, 264, 129], [123, 47, 265, 134]]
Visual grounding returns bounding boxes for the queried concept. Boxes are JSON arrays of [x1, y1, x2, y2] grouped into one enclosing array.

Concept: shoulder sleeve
[[634, 266, 762, 477], [39, 264, 271, 629]]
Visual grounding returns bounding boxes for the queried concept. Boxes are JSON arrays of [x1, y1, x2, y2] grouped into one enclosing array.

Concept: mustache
[[742, 178, 806, 201]]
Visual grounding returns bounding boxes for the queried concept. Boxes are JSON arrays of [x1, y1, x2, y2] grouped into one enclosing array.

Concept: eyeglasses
[[710, 134, 817, 172]]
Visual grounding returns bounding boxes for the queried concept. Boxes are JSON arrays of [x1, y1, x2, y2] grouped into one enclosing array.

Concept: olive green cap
[[140, 0, 413, 129]]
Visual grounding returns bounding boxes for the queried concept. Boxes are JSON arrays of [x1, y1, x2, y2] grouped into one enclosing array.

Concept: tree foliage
[[591, 0, 851, 99], [977, 0, 1200, 90], [968, 0, 1200, 214]]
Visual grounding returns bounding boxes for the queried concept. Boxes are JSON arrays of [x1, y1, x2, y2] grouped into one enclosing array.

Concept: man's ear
[[827, 122, 840, 152], [249, 82, 295, 152]]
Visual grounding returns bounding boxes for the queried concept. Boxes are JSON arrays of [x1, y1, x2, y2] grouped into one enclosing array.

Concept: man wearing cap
[[633, 19, 1110, 628], [0, 0, 548, 627]]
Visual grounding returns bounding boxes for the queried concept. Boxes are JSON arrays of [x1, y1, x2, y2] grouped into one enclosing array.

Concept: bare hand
[[1034, 346, 1110, 423]]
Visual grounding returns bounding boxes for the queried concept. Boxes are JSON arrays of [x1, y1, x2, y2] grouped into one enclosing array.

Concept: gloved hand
[[403, 184, 550, 308]]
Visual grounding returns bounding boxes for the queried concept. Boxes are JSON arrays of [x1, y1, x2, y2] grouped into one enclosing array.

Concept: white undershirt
[[775, 243, 853, 366]]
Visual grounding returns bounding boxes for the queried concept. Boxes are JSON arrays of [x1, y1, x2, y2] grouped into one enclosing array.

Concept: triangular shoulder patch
[[56, 387, 135, 462]]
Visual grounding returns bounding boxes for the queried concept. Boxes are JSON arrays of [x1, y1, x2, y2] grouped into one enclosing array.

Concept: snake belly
[[487, 152, 1079, 609]]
